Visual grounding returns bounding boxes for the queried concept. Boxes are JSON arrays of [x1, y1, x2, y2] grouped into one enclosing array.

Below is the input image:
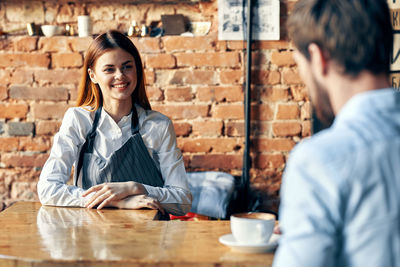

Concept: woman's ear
[[88, 68, 97, 84]]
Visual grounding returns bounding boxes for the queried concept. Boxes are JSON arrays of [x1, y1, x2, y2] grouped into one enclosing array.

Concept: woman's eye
[[123, 65, 133, 70], [103, 68, 114, 73]]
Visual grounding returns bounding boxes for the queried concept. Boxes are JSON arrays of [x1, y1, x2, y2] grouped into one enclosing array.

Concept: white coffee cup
[[230, 212, 275, 244], [78, 15, 92, 37]]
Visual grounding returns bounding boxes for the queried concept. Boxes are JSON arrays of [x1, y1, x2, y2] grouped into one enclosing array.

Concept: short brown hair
[[76, 30, 151, 110], [287, 0, 393, 76]]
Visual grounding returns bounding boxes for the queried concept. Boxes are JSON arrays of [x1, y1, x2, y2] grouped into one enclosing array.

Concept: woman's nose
[[115, 68, 124, 79]]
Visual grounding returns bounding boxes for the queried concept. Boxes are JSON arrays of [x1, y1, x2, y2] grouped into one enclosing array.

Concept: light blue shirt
[[273, 89, 400, 267]]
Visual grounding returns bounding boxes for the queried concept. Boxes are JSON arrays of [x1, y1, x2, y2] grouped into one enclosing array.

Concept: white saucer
[[219, 233, 280, 253]]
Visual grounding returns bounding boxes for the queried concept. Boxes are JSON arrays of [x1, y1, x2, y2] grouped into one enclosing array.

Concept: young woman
[[37, 30, 192, 216]]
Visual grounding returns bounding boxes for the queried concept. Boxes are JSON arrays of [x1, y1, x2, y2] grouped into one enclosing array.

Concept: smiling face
[[88, 48, 137, 109]]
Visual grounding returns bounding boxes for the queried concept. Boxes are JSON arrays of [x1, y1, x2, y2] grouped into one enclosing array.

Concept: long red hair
[[76, 30, 151, 110]]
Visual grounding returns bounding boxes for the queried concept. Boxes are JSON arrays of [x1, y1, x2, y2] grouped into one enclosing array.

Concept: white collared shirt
[[37, 104, 192, 216]]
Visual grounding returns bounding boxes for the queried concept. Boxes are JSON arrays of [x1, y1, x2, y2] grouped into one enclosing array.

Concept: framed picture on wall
[[388, 0, 400, 90], [218, 0, 280, 40]]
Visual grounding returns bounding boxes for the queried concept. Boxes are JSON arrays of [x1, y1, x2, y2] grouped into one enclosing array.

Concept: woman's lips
[[112, 82, 129, 90]]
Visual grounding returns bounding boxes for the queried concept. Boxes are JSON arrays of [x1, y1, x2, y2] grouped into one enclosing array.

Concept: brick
[[160, 70, 217, 85], [131, 37, 161, 53], [179, 138, 241, 153], [302, 121, 312, 137], [0, 53, 50, 68], [253, 122, 272, 137], [163, 36, 214, 52], [254, 153, 285, 169], [176, 52, 240, 67], [173, 122, 192, 137], [190, 154, 242, 170], [220, 70, 244, 84], [283, 69, 303, 85], [146, 86, 163, 101], [177, 4, 203, 21], [0, 121, 4, 135], [10, 182, 38, 200], [0, 37, 12, 51], [6, 1, 44, 22], [70, 88, 78, 103], [227, 41, 246, 50], [165, 87, 193, 102], [197, 86, 243, 102], [183, 155, 190, 169], [13, 36, 38, 52], [34, 69, 81, 86], [276, 103, 300, 120], [254, 40, 291, 50], [38, 37, 70, 52], [8, 122, 35, 136], [0, 85, 7, 100], [290, 85, 309, 101], [251, 51, 268, 66], [68, 37, 92, 52], [253, 138, 296, 152], [55, 3, 73, 23], [192, 120, 223, 136], [271, 51, 295, 67], [213, 104, 244, 119], [152, 104, 209, 120], [227, 40, 290, 50], [253, 70, 281, 85], [0, 137, 19, 152], [9, 85, 68, 101], [51, 53, 83, 68], [93, 21, 120, 35], [272, 122, 302, 137], [145, 54, 175, 69], [260, 87, 290, 102], [10, 69, 34, 85], [1, 153, 48, 168], [301, 102, 312, 120], [35, 121, 61, 135], [0, 69, 12, 85], [251, 104, 274, 121], [19, 136, 51, 152], [145, 70, 155, 85], [200, 0, 218, 15], [0, 104, 28, 119], [215, 40, 227, 52], [31, 103, 71, 120], [225, 121, 244, 137], [89, 6, 114, 21]]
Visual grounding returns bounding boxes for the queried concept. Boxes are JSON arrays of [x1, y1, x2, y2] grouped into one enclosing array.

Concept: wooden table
[[0, 202, 275, 266]]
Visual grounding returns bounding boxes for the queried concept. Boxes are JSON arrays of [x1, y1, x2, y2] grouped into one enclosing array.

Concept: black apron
[[74, 105, 165, 190]]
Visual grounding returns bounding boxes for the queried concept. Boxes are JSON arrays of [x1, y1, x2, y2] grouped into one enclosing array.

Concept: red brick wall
[[0, 0, 308, 212]]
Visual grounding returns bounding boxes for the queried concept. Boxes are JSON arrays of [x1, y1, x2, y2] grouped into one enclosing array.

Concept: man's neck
[[327, 71, 390, 115]]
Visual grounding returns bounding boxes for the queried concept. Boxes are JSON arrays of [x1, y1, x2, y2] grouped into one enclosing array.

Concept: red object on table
[[170, 212, 210, 221]]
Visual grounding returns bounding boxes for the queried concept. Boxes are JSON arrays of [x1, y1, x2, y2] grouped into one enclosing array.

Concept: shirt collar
[[98, 103, 145, 128], [333, 88, 399, 126]]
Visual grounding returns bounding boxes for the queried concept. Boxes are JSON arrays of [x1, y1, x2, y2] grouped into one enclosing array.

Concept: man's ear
[[308, 43, 328, 78], [88, 68, 97, 84]]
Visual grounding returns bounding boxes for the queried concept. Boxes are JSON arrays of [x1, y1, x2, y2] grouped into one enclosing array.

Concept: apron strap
[[75, 106, 102, 186], [131, 105, 140, 135], [86, 106, 102, 152]]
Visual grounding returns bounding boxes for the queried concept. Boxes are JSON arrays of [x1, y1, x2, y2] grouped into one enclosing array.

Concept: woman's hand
[[115, 194, 165, 214], [83, 181, 147, 209]]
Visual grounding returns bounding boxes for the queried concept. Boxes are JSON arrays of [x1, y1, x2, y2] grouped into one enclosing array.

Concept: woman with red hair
[[38, 30, 191, 216]]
